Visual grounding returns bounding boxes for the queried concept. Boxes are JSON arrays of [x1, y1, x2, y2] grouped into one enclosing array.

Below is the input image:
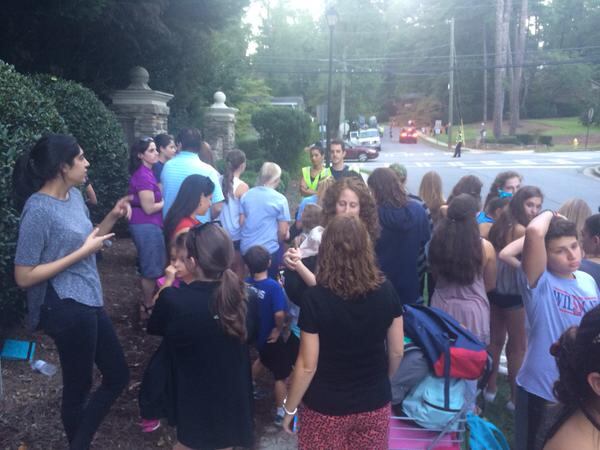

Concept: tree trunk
[[509, 0, 527, 135], [493, 0, 506, 138]]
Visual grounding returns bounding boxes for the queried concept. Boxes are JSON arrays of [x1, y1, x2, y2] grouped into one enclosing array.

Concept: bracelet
[[283, 398, 298, 416]]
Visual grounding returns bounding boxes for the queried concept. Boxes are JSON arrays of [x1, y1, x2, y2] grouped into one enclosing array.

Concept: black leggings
[[40, 287, 129, 450]]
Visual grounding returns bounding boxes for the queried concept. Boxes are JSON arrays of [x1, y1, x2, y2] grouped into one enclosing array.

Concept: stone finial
[[211, 91, 228, 108], [128, 66, 151, 90]]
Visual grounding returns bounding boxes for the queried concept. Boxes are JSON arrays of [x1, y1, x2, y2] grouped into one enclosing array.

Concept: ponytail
[[12, 134, 80, 211], [221, 149, 246, 203], [213, 268, 247, 341]]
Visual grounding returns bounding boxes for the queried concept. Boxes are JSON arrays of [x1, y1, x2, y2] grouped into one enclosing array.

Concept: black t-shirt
[[330, 165, 362, 181], [298, 279, 403, 415]]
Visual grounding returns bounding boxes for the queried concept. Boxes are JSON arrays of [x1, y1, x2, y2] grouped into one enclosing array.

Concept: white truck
[[349, 128, 381, 151]]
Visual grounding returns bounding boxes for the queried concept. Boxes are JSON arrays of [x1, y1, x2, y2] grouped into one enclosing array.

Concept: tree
[[509, 0, 528, 135]]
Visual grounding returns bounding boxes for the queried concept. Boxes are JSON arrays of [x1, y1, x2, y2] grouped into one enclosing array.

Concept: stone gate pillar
[[110, 66, 174, 147], [203, 91, 238, 161]]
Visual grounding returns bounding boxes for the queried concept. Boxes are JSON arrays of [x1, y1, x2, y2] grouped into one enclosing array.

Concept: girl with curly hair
[[281, 215, 404, 448], [283, 177, 379, 307], [483, 170, 522, 210], [543, 305, 600, 450]]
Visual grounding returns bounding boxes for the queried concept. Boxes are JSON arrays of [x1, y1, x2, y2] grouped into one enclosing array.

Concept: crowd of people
[[11, 128, 600, 450]]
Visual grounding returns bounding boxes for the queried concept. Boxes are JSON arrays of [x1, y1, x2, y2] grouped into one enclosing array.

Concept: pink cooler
[[388, 417, 462, 450]]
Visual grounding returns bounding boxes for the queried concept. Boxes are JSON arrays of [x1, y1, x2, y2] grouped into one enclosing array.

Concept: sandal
[[139, 302, 154, 322]]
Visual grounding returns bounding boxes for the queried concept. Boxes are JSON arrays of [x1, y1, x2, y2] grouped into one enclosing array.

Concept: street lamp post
[[325, 7, 338, 168]]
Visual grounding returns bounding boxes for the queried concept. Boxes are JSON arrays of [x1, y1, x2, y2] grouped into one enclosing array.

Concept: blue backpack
[[466, 412, 510, 450], [403, 305, 489, 408]]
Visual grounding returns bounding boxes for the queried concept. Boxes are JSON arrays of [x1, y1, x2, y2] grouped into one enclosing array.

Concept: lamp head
[[326, 7, 338, 27]]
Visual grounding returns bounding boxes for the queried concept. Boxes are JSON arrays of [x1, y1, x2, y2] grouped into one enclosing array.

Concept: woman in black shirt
[[147, 223, 253, 450], [281, 215, 404, 449]]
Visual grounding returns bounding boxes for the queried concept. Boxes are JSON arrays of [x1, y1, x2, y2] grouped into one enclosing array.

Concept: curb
[[418, 133, 535, 154]]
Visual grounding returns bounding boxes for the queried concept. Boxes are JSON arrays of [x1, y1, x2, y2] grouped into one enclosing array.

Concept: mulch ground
[[0, 237, 295, 449]]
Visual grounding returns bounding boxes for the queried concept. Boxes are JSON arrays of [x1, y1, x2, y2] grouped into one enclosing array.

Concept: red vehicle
[[343, 141, 379, 162], [400, 127, 418, 144]]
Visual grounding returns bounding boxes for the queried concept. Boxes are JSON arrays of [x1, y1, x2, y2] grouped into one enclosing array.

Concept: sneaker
[[483, 389, 497, 403], [506, 400, 516, 412], [140, 419, 161, 433], [274, 413, 284, 427]]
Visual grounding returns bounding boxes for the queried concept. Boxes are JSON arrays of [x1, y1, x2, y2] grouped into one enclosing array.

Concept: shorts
[[259, 334, 299, 381], [233, 239, 241, 251], [129, 223, 166, 279], [488, 290, 523, 310]]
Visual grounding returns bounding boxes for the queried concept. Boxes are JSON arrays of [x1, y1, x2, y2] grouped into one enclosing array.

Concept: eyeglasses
[[139, 137, 154, 143]]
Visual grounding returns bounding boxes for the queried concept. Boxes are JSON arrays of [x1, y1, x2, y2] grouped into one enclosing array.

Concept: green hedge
[[251, 107, 313, 172], [0, 61, 66, 327], [33, 75, 129, 224]]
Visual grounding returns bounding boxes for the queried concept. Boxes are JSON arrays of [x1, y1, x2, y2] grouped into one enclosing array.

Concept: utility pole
[[448, 17, 455, 149], [483, 21, 488, 123], [338, 47, 347, 139]]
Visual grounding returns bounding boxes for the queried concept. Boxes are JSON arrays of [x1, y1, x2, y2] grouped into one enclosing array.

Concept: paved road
[[355, 127, 600, 210]]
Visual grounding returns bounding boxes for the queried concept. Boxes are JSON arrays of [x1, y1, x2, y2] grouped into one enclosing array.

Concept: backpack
[[466, 412, 510, 450], [401, 374, 467, 431], [402, 304, 489, 408]]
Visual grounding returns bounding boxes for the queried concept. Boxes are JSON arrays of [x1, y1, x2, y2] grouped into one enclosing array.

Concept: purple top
[[128, 165, 163, 227]]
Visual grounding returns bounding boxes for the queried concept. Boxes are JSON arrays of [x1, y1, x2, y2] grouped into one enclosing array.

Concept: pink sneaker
[[140, 419, 161, 433]]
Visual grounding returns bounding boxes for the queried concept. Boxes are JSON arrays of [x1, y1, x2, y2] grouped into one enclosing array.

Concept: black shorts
[[259, 334, 299, 381], [233, 240, 241, 251], [488, 290, 523, 310]]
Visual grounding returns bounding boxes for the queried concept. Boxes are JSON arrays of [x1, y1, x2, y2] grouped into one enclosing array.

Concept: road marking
[[461, 165, 582, 169], [449, 161, 464, 167], [481, 160, 502, 165]]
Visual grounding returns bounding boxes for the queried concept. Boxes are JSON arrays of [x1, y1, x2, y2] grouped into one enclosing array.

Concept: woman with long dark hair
[[367, 168, 430, 305], [281, 215, 404, 448], [13, 134, 131, 449], [429, 193, 496, 344], [147, 223, 253, 450], [485, 186, 543, 410], [153, 133, 176, 182], [543, 305, 600, 450], [128, 138, 165, 321], [219, 149, 249, 276], [163, 174, 215, 243]]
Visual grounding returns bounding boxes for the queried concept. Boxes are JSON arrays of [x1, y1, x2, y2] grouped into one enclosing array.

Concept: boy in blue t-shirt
[[500, 212, 600, 450], [244, 245, 299, 426]]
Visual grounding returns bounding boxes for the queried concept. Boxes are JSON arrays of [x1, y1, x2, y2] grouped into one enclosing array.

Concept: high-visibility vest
[[302, 166, 331, 192]]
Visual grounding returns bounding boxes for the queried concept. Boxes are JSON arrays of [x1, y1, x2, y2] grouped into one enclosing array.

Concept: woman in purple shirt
[[128, 138, 165, 321]]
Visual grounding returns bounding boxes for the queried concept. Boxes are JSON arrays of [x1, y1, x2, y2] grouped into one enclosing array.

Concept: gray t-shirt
[[15, 188, 103, 330], [516, 269, 600, 401]]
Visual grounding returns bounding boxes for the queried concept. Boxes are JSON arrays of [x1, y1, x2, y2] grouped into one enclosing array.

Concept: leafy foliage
[[33, 75, 129, 224], [0, 61, 66, 326], [251, 107, 313, 171]]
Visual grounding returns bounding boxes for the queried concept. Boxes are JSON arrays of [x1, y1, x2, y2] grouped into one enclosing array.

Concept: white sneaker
[[483, 390, 497, 403]]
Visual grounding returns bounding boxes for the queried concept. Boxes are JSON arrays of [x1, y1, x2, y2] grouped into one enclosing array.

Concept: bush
[[516, 134, 535, 145], [33, 75, 129, 224], [486, 136, 520, 145], [251, 107, 313, 172], [538, 135, 553, 146], [0, 61, 66, 327]]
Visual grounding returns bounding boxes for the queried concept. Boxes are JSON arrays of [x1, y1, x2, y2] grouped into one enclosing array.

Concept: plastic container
[[30, 359, 58, 376]]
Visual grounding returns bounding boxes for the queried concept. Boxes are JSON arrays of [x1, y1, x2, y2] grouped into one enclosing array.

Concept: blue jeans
[[40, 287, 129, 450]]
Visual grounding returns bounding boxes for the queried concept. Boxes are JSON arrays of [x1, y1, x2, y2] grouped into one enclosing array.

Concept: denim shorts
[[129, 223, 166, 279]]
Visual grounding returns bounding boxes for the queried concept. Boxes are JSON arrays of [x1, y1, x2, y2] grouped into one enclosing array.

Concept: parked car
[[349, 128, 381, 150], [399, 126, 418, 144], [344, 141, 379, 162]]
